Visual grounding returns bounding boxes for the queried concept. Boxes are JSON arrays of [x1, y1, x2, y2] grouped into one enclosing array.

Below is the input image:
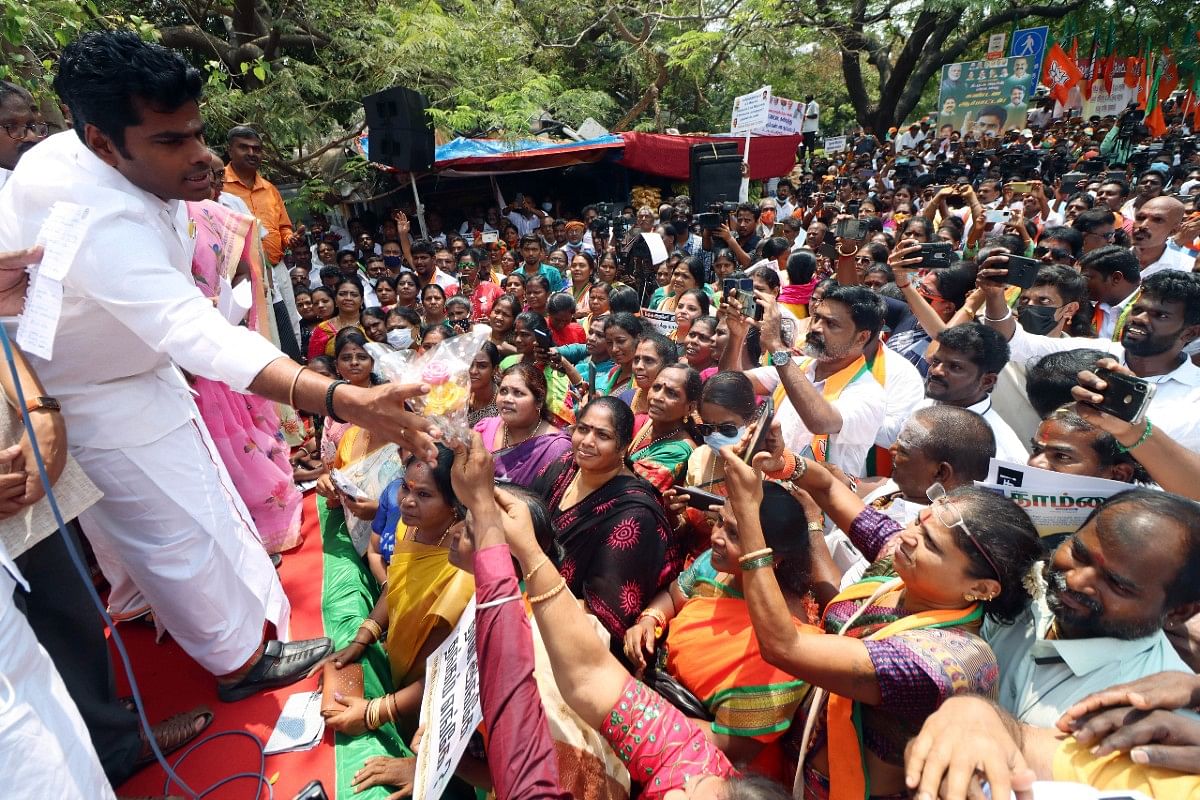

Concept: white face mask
[[387, 328, 413, 350]]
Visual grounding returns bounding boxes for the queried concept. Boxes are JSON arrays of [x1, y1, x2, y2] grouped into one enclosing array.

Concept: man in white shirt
[[505, 194, 545, 236], [985, 490, 1199, 728], [895, 123, 925, 153], [1132, 195, 1191, 278], [885, 323, 1028, 462], [733, 285, 887, 477], [1078, 245, 1142, 341], [0, 81, 48, 192], [800, 94, 820, 165], [0, 31, 438, 700], [980, 262, 1200, 452]]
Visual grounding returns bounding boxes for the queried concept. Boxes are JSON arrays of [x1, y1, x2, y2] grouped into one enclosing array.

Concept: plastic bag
[[366, 324, 491, 445]]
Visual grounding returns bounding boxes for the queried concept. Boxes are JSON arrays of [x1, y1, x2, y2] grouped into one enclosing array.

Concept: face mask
[[704, 425, 747, 451], [1018, 304, 1060, 336], [760, 209, 776, 227], [383, 255, 402, 269], [387, 328, 413, 350]]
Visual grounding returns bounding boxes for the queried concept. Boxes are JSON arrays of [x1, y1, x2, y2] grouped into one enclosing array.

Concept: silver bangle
[[983, 307, 1013, 323]]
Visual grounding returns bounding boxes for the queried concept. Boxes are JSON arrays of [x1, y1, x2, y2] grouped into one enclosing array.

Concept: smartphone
[[481, 231, 499, 244], [1002, 254, 1041, 289], [738, 398, 775, 464], [533, 327, 555, 351], [984, 209, 1012, 224], [1091, 367, 1156, 422], [292, 781, 329, 800], [1060, 171, 1087, 185], [679, 486, 726, 510], [1007, 181, 1032, 194], [846, 200, 861, 217], [822, 202, 840, 213], [917, 241, 955, 270], [773, 222, 785, 236], [723, 277, 758, 321], [835, 218, 867, 241]]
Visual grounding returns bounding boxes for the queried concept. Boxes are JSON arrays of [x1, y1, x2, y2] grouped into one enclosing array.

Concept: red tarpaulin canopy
[[616, 132, 802, 181]]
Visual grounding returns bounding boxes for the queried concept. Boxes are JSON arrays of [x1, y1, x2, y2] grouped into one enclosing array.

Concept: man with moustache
[[730, 285, 886, 476], [1130, 195, 1192, 278], [979, 260, 1200, 451], [0, 81, 48, 189], [984, 489, 1200, 728]]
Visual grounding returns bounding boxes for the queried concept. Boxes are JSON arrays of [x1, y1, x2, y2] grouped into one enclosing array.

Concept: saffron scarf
[[772, 355, 880, 463]]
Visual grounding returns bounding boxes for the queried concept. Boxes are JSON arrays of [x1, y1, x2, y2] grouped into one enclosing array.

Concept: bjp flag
[[1043, 43, 1084, 106], [1125, 52, 1144, 89], [1160, 48, 1180, 100]]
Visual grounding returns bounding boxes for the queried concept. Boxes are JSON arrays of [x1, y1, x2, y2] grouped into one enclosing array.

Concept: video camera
[[589, 201, 632, 241], [696, 201, 738, 231]]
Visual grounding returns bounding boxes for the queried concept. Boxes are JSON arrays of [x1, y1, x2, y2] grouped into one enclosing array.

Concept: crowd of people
[[2, 26, 1200, 800]]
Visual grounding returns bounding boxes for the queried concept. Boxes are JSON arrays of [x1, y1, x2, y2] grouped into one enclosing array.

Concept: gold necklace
[[502, 421, 540, 449], [629, 421, 682, 457], [409, 525, 452, 548]]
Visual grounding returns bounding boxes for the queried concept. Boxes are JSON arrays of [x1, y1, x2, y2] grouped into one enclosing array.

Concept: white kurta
[[0, 549, 116, 800], [0, 131, 290, 673]]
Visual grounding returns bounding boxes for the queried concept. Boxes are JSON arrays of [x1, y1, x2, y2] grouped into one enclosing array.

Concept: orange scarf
[[816, 578, 981, 800], [772, 355, 881, 464]]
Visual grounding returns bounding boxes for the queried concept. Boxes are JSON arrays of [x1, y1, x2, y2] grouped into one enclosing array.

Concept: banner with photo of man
[[938, 57, 1032, 137]]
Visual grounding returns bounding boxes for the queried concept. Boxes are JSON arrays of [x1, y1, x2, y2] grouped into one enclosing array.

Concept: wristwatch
[[25, 396, 60, 413], [770, 350, 791, 367]]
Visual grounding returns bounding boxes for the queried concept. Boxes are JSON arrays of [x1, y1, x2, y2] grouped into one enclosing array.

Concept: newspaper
[[975, 459, 1130, 540]]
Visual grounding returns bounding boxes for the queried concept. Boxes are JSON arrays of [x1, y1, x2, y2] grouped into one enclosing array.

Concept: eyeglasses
[[1083, 230, 1115, 242], [1033, 245, 1073, 262], [925, 483, 1001, 581], [694, 422, 741, 438], [2, 121, 49, 141]]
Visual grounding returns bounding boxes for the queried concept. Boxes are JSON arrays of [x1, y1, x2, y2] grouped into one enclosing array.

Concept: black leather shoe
[[217, 637, 331, 703]]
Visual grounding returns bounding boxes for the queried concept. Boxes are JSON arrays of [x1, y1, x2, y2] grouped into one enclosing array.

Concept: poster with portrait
[[937, 56, 1032, 138]]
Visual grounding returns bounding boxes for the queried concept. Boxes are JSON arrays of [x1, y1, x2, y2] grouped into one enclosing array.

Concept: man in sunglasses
[[983, 488, 1200, 728], [1033, 226, 1082, 267], [1071, 207, 1119, 254], [0, 81, 48, 190]]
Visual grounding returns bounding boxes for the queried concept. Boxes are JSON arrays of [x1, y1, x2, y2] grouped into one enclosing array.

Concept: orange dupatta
[[795, 577, 982, 800], [772, 354, 882, 464]]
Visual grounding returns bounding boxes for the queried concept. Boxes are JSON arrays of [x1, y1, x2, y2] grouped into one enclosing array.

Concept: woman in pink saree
[[186, 197, 303, 553]]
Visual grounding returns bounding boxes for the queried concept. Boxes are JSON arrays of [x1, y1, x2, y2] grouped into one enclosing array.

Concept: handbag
[[642, 667, 713, 722], [320, 662, 364, 717]]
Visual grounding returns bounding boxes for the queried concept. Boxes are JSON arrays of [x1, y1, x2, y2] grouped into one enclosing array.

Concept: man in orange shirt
[[222, 125, 302, 357]]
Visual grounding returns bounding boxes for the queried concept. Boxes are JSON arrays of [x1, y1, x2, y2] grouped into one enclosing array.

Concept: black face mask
[[1018, 304, 1061, 336]]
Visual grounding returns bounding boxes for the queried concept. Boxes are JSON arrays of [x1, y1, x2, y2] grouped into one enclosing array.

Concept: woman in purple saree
[[473, 362, 571, 487]]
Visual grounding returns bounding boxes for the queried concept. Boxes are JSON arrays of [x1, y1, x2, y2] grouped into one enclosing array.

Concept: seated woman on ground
[[322, 444, 474, 738], [446, 433, 792, 800], [721, 445, 1043, 800], [474, 361, 571, 486], [625, 480, 829, 777], [350, 477, 632, 800], [530, 397, 680, 642]]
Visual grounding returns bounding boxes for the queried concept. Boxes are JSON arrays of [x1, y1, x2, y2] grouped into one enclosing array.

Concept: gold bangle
[[386, 693, 398, 724], [367, 698, 383, 731], [638, 607, 667, 629], [522, 555, 550, 584], [288, 366, 306, 410], [359, 618, 384, 643], [739, 547, 773, 564], [528, 578, 569, 605]]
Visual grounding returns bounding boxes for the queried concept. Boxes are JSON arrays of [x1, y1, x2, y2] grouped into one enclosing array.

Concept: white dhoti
[[74, 418, 290, 675], [0, 568, 116, 800]]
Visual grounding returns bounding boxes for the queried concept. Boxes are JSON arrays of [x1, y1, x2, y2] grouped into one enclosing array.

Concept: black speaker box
[[362, 87, 435, 171], [689, 142, 742, 210]]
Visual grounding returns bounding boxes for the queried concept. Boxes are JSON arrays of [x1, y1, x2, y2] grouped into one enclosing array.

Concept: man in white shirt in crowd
[[504, 193, 546, 236], [727, 284, 886, 477], [0, 30, 438, 702], [896, 123, 925, 153], [1132, 195, 1191, 278], [0, 81, 48, 191], [1078, 245, 1142, 341], [980, 254, 1200, 452]]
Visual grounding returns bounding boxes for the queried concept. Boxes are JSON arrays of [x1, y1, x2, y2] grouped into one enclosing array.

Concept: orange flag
[[1145, 58, 1167, 138], [1160, 48, 1180, 99], [1125, 52, 1143, 89], [1043, 43, 1085, 107]]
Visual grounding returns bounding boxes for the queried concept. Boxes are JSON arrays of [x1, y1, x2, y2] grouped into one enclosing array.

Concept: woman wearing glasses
[[721, 446, 1042, 800]]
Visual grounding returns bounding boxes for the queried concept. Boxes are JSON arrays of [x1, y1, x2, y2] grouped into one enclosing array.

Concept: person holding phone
[[499, 312, 581, 427]]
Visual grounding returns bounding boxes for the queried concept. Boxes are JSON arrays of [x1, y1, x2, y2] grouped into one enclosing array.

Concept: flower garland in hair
[[1022, 560, 1046, 601]]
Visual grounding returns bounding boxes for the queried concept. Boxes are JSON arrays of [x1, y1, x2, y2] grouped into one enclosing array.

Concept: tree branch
[[159, 24, 232, 63], [930, 0, 1086, 66], [281, 123, 366, 168]]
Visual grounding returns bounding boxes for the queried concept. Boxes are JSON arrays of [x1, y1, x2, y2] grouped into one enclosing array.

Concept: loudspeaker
[[362, 87, 435, 172], [689, 142, 742, 210]]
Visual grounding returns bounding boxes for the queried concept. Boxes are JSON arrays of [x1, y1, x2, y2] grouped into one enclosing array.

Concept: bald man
[[1133, 196, 1191, 278]]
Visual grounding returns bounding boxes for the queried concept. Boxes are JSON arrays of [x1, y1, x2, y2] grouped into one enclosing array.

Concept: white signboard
[[822, 136, 848, 154], [641, 308, 678, 337], [756, 95, 804, 135], [412, 597, 483, 800], [987, 33, 1007, 60], [731, 86, 772, 134]]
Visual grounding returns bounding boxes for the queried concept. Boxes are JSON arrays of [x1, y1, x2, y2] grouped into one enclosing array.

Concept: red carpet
[[115, 492, 334, 800]]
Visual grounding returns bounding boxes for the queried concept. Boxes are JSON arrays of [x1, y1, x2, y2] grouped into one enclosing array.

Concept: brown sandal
[[133, 705, 214, 771]]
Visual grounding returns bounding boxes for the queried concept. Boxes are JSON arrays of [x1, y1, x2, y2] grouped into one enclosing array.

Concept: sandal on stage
[[133, 705, 214, 771]]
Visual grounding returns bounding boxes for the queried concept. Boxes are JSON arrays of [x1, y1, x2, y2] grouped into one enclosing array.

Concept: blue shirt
[[371, 478, 405, 568], [516, 262, 566, 293]]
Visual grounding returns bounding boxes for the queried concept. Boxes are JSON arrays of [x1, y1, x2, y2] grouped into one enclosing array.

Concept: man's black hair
[[1040, 226, 1084, 260], [1025, 348, 1109, 418], [936, 323, 1009, 376], [1141, 270, 1200, 327], [54, 30, 203, 155], [735, 202, 761, 220], [227, 124, 261, 143], [0, 80, 31, 105], [977, 104, 1008, 127], [1071, 208, 1116, 234], [547, 292, 576, 315], [819, 284, 885, 339], [1079, 244, 1140, 283]]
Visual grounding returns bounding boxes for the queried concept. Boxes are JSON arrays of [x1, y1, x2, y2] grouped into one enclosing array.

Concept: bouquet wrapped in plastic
[[366, 324, 491, 445]]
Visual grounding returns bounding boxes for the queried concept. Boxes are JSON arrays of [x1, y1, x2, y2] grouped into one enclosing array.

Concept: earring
[[964, 593, 977, 602]]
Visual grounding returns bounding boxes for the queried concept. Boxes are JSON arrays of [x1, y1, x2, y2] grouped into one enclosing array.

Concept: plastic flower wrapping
[[366, 324, 491, 445]]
